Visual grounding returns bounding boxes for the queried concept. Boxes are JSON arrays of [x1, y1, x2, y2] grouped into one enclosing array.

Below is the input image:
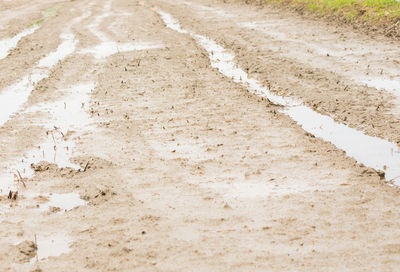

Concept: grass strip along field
[[264, 0, 400, 36]]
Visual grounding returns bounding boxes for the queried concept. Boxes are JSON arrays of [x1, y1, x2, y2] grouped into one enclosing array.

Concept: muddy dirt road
[[1, 0, 400, 270]]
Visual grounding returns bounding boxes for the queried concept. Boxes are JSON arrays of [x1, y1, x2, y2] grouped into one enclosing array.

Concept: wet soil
[[155, 0, 400, 145], [1, 0, 400, 271], [224, 0, 400, 39]]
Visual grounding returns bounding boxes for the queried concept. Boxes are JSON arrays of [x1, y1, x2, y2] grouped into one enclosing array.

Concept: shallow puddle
[[82, 2, 163, 59], [80, 41, 163, 59], [38, 33, 77, 68], [0, 172, 17, 196], [0, 33, 77, 127], [0, 25, 40, 60], [0, 82, 94, 195], [239, 21, 400, 99], [30, 233, 72, 263], [284, 105, 400, 181], [28, 132, 80, 169], [28, 82, 94, 133], [361, 77, 400, 95], [39, 193, 86, 212], [0, 6, 93, 194], [159, 10, 400, 185], [0, 70, 48, 127]]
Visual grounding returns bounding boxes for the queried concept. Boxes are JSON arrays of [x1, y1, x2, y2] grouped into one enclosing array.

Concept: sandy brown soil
[[1, 0, 400, 271], [156, 0, 400, 144], [0, 0, 63, 39], [226, 0, 400, 39]]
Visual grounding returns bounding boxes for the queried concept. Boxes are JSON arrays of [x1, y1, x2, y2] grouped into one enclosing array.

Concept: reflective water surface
[[0, 25, 40, 60], [159, 10, 400, 185]]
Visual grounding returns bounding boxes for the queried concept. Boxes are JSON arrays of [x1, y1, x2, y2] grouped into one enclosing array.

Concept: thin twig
[[34, 234, 39, 263], [84, 161, 90, 172], [16, 170, 26, 188], [50, 130, 56, 146]]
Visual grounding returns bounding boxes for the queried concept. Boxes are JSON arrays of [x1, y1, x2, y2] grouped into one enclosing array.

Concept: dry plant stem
[[83, 161, 89, 172], [50, 130, 56, 146], [34, 234, 38, 263], [16, 170, 26, 188]]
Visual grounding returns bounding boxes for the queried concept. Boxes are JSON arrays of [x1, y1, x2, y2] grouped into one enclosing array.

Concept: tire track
[[0, 24, 40, 60], [80, 0, 163, 59], [0, 6, 94, 127], [158, 10, 400, 185], [0, 1, 164, 195]]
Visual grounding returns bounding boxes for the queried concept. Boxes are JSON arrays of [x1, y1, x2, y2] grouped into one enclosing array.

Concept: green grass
[[27, 19, 44, 28], [26, 4, 63, 28], [269, 0, 400, 24]]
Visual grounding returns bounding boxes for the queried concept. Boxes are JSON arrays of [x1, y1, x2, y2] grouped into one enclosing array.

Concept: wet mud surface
[[160, 0, 400, 145], [1, 0, 400, 271]]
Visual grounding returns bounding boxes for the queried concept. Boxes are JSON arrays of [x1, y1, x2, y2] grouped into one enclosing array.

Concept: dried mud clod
[[30, 161, 77, 178], [15, 240, 37, 263], [377, 170, 386, 180], [49, 206, 61, 213], [31, 161, 58, 172], [361, 167, 386, 180]]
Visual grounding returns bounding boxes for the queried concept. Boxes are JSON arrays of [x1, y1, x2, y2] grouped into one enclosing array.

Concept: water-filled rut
[[158, 10, 400, 185]]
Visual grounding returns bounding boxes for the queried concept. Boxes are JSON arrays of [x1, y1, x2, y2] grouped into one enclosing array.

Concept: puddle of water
[[0, 8, 93, 195], [0, 172, 17, 196], [38, 33, 77, 68], [0, 70, 48, 127], [239, 21, 400, 98], [26, 130, 81, 170], [0, 24, 40, 60], [159, 10, 295, 107], [361, 77, 400, 95], [39, 193, 86, 212], [82, 2, 162, 59], [158, 11, 188, 34], [159, 10, 400, 185], [80, 41, 163, 59], [30, 233, 72, 263], [0, 130, 79, 196], [284, 105, 400, 181], [23, 83, 94, 170], [28, 82, 94, 133], [0, 33, 77, 127], [10, 233, 72, 264], [0, 82, 94, 195], [0, 3, 96, 128]]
